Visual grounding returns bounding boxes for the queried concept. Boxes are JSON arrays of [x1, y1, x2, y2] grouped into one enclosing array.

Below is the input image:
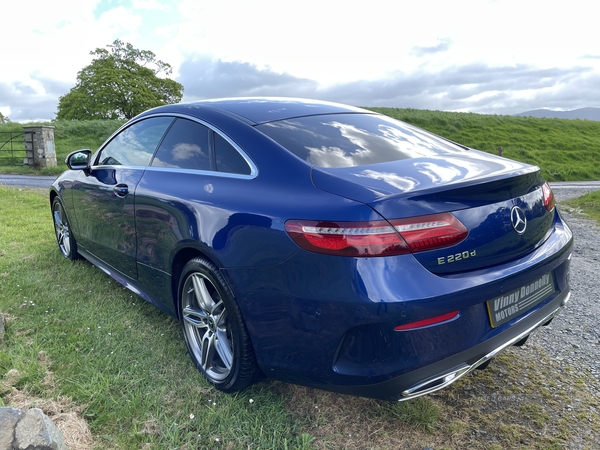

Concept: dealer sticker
[[486, 272, 555, 328]]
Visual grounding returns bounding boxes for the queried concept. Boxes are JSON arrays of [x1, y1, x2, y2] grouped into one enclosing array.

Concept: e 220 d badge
[[437, 250, 477, 265]]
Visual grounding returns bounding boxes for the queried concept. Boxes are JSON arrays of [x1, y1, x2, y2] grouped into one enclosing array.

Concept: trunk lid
[[312, 151, 555, 273]]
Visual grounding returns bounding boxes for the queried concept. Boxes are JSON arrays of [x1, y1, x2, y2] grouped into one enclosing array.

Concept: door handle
[[113, 184, 129, 198]]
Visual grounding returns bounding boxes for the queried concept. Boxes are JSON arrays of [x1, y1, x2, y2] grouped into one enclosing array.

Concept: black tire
[[178, 257, 260, 392], [52, 197, 80, 261]]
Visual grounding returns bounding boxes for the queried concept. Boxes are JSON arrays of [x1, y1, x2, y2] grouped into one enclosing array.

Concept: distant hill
[[514, 107, 600, 121]]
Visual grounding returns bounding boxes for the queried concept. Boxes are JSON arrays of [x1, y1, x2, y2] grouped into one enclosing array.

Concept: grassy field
[[1, 187, 599, 449], [1, 109, 599, 180]]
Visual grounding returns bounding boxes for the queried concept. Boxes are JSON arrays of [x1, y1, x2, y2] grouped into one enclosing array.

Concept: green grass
[[562, 190, 600, 224], [2, 110, 600, 181]]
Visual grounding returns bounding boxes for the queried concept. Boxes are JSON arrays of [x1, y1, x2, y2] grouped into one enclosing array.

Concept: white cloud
[[2, 0, 600, 120], [132, 0, 169, 9], [1, 1, 143, 87], [96, 6, 143, 42], [168, 0, 600, 86]]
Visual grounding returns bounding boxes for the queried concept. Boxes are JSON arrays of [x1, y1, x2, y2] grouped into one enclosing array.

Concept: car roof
[[174, 97, 371, 125]]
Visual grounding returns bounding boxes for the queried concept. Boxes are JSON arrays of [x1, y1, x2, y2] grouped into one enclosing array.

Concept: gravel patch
[[520, 189, 600, 448], [528, 186, 600, 391], [551, 183, 600, 202], [509, 187, 599, 448], [529, 210, 600, 372]]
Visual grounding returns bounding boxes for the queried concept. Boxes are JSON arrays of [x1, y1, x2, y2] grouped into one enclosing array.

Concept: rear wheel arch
[[51, 196, 80, 261], [170, 247, 235, 320], [49, 189, 58, 205], [50, 189, 74, 230]]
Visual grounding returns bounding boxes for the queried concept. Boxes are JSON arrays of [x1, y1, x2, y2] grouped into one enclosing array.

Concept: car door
[[71, 116, 174, 279], [134, 117, 255, 276]]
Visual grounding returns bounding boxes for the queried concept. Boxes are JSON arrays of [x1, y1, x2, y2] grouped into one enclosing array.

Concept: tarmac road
[[0, 174, 57, 189]]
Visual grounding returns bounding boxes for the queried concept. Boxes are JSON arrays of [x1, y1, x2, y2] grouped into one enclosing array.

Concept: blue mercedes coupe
[[50, 98, 573, 401]]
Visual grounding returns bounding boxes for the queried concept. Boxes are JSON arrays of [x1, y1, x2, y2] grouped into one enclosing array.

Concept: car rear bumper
[[314, 288, 569, 401], [225, 210, 572, 400]]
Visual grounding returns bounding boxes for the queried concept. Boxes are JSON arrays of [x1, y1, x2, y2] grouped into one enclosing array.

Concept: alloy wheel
[[52, 200, 71, 258], [181, 272, 234, 382]]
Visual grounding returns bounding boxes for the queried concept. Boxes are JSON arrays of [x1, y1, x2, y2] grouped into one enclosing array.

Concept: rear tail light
[[390, 213, 467, 252], [284, 212, 467, 257], [284, 219, 410, 257], [542, 182, 556, 211]]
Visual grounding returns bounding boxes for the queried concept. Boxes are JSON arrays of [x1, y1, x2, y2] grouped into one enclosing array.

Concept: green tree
[[0, 112, 9, 123], [56, 40, 184, 120]]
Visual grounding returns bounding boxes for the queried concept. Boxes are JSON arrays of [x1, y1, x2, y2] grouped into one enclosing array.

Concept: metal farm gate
[[0, 131, 34, 166]]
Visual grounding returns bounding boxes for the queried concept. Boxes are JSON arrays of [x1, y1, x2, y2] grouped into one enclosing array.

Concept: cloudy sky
[[2, 0, 599, 121]]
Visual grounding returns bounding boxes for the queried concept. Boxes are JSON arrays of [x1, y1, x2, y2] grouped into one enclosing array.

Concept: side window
[[97, 117, 173, 166], [215, 133, 252, 175], [151, 119, 210, 170]]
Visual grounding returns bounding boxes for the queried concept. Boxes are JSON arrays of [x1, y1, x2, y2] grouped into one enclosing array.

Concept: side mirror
[[66, 149, 92, 171]]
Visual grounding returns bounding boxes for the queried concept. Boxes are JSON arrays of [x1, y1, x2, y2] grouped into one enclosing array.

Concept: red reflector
[[394, 310, 460, 331], [284, 213, 467, 257], [542, 182, 555, 211]]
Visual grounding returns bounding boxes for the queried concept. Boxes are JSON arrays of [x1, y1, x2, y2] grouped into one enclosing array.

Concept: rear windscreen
[[256, 113, 467, 168]]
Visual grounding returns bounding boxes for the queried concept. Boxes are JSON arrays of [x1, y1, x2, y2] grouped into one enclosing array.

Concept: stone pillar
[[23, 126, 57, 168]]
